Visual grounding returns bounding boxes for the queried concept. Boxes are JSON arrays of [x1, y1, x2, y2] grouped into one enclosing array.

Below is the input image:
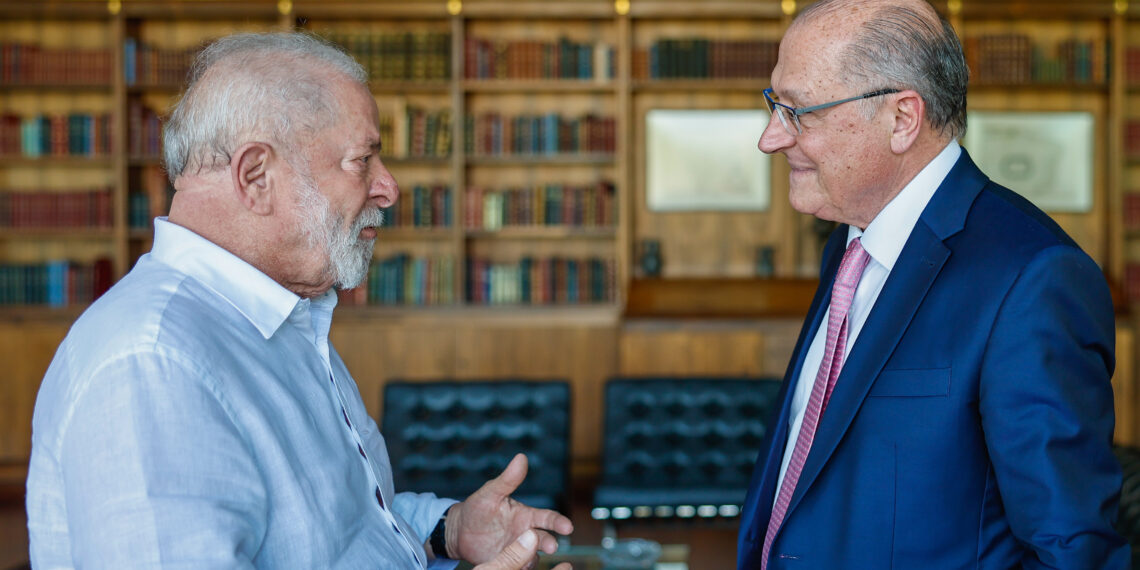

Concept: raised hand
[[446, 453, 575, 565]]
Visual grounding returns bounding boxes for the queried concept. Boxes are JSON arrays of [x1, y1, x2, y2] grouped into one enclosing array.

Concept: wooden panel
[[454, 323, 618, 471], [619, 319, 802, 378], [1116, 320, 1138, 446], [329, 318, 458, 421], [624, 277, 816, 319], [0, 320, 68, 465]]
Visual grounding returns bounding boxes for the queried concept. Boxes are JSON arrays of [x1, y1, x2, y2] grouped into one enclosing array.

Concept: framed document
[[962, 111, 1094, 213], [645, 109, 771, 212]]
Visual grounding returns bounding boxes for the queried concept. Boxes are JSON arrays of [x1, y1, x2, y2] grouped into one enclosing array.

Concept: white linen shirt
[[775, 141, 962, 496], [27, 218, 457, 569]]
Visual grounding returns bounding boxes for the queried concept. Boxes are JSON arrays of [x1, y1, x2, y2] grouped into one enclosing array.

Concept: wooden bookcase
[[0, 0, 1137, 485]]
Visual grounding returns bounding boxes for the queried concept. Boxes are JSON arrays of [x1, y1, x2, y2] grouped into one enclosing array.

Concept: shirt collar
[[149, 217, 307, 339], [849, 140, 961, 268]]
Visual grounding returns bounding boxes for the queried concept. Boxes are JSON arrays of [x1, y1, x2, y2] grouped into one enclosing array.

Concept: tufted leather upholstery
[[1114, 445, 1140, 567], [381, 379, 571, 512], [592, 377, 782, 521]]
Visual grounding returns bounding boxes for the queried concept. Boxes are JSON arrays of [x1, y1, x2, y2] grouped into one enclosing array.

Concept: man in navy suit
[[737, 0, 1130, 568]]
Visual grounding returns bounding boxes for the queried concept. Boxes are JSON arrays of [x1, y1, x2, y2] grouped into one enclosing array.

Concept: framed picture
[[962, 111, 1094, 213], [645, 109, 771, 212]]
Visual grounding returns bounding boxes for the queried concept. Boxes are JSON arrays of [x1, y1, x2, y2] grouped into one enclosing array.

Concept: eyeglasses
[[763, 87, 901, 136]]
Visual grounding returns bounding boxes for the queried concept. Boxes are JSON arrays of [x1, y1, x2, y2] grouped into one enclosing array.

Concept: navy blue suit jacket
[[737, 150, 1130, 569]]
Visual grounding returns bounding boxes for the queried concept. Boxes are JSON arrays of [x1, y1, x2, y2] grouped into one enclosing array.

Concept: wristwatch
[[430, 510, 450, 559]]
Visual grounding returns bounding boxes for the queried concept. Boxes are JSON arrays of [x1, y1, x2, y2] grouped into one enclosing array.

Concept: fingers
[[472, 529, 541, 570], [535, 529, 561, 555], [478, 453, 529, 500], [528, 507, 575, 537]]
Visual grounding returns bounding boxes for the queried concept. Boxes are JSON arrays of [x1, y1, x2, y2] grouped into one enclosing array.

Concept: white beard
[[295, 172, 384, 290]]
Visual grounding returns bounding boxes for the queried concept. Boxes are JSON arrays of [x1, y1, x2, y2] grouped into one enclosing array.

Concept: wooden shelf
[[466, 154, 615, 166], [0, 1, 113, 20], [370, 81, 451, 94], [627, 1, 786, 19], [0, 82, 112, 91], [632, 78, 770, 92], [334, 302, 621, 324], [967, 81, 1109, 92], [128, 156, 163, 167], [0, 304, 88, 323], [465, 226, 616, 240], [119, 1, 283, 20], [624, 278, 818, 320], [0, 227, 114, 240], [0, 156, 113, 168], [379, 156, 452, 167], [376, 227, 456, 240], [465, 80, 616, 93]]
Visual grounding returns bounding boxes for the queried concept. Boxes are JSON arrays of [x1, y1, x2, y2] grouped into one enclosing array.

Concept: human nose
[[370, 160, 400, 209], [758, 113, 795, 155]]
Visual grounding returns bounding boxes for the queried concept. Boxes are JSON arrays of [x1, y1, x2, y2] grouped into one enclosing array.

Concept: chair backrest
[[593, 376, 782, 520], [381, 379, 571, 512]]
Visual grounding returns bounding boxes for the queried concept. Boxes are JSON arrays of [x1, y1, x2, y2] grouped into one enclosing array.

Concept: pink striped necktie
[[761, 237, 871, 569]]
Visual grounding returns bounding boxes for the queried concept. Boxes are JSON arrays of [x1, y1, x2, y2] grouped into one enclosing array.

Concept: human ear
[[230, 141, 276, 216], [889, 90, 924, 154]]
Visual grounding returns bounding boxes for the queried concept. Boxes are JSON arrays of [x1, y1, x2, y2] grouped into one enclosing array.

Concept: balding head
[[790, 0, 968, 141], [163, 32, 367, 185]]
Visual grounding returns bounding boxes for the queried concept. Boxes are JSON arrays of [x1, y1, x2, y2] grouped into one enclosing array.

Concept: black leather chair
[[592, 376, 782, 522], [381, 379, 571, 512]]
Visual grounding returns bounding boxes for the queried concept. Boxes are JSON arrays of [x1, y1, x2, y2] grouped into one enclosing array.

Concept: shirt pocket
[[868, 367, 950, 398]]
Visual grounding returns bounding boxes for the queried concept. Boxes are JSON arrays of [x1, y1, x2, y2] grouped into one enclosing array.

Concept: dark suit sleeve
[[978, 245, 1130, 569]]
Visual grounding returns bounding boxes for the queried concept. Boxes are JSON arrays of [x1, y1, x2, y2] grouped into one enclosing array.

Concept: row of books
[[464, 37, 614, 81], [1125, 121, 1140, 159], [1126, 264, 1140, 303], [633, 39, 779, 80], [1126, 193, 1140, 231], [322, 31, 451, 82], [128, 192, 157, 229], [0, 113, 113, 158], [465, 181, 617, 230], [128, 99, 163, 158], [0, 189, 112, 229], [467, 256, 615, 305], [406, 107, 452, 158], [337, 253, 457, 307], [380, 184, 453, 229], [0, 43, 113, 86], [963, 35, 1106, 85], [463, 112, 616, 156], [0, 258, 113, 307], [123, 38, 196, 86]]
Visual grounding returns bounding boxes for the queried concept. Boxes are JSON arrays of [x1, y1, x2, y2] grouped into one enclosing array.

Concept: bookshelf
[[0, 0, 1137, 483]]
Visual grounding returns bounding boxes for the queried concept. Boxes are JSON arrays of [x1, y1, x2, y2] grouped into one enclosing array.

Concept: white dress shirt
[[27, 218, 457, 569], [774, 141, 962, 496]]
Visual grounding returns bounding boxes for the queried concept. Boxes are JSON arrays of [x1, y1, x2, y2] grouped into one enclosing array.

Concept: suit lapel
[[780, 149, 988, 519]]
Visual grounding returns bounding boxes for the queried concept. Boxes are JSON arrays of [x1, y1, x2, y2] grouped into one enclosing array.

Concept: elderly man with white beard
[[25, 32, 573, 570]]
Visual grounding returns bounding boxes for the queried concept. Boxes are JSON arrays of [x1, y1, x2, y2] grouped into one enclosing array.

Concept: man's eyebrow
[[352, 139, 382, 154], [774, 87, 806, 105]]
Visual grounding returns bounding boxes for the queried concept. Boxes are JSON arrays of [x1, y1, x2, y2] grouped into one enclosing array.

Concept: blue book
[[566, 259, 578, 303], [46, 260, 68, 307], [124, 38, 136, 85]]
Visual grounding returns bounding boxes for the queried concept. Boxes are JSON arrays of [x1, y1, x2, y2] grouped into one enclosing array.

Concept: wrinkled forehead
[[770, 21, 855, 104]]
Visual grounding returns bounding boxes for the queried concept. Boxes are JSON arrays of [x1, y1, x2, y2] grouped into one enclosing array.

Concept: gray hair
[[162, 32, 368, 184], [796, 0, 969, 140]]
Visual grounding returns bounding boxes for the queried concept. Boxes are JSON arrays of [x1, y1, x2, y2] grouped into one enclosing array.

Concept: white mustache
[[351, 208, 385, 236]]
